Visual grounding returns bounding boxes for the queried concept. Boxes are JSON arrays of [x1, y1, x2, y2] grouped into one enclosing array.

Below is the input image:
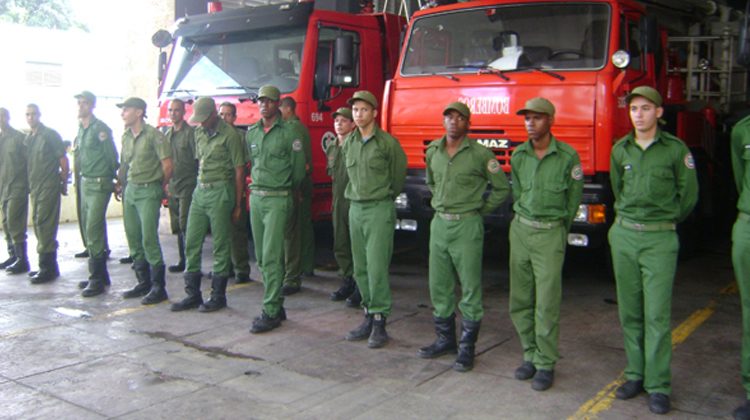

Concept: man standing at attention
[[0, 108, 29, 275], [509, 97, 583, 391], [165, 99, 197, 274], [24, 104, 69, 284], [418, 102, 510, 371], [609, 86, 697, 415], [170, 97, 245, 313], [342, 90, 407, 349], [246, 85, 306, 333], [74, 91, 119, 297], [118, 97, 173, 305]]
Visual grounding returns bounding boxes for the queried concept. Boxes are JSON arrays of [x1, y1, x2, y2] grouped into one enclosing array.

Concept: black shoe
[[170, 295, 203, 311], [418, 314, 457, 358], [30, 252, 59, 285], [345, 287, 362, 308], [734, 400, 750, 420], [615, 380, 644, 400], [198, 274, 228, 312], [141, 265, 168, 305], [330, 276, 355, 301], [74, 250, 89, 258], [250, 311, 283, 333], [346, 313, 373, 341], [6, 242, 29, 275], [531, 369, 554, 391], [514, 361, 537, 380], [27, 271, 38, 277], [122, 261, 151, 299], [168, 262, 185, 273], [119, 256, 134, 264], [78, 280, 88, 289], [170, 272, 203, 311], [82, 257, 108, 298], [648, 393, 670, 415], [282, 284, 301, 296], [235, 272, 252, 284], [368, 314, 388, 348], [453, 319, 480, 372]]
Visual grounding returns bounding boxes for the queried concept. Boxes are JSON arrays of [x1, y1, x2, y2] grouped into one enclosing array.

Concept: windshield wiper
[[500, 66, 565, 81], [477, 66, 511, 81], [164, 88, 196, 95], [217, 86, 260, 100], [436, 73, 460, 82]]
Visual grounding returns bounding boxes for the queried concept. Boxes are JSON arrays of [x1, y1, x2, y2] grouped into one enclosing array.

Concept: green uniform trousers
[[609, 223, 678, 395], [230, 202, 251, 276], [123, 183, 165, 266], [349, 199, 395, 316], [30, 187, 61, 254], [509, 218, 566, 370], [2, 196, 28, 245], [168, 192, 192, 234], [300, 177, 315, 273], [81, 178, 113, 258], [75, 176, 86, 246], [429, 214, 484, 321], [185, 182, 235, 276], [332, 192, 352, 277], [250, 193, 291, 318], [733, 214, 750, 399], [284, 181, 312, 286]]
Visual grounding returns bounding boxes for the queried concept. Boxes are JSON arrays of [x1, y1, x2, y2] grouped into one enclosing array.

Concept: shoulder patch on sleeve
[[98, 131, 108, 142], [684, 152, 695, 169], [292, 139, 303, 152], [571, 164, 583, 180], [487, 159, 501, 174]]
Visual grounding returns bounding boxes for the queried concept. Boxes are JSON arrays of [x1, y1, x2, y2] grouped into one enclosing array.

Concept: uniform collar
[[624, 129, 666, 147], [516, 134, 560, 156], [253, 113, 284, 132], [437, 135, 471, 154]]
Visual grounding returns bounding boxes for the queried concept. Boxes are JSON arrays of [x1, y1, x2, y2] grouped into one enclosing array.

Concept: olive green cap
[[626, 86, 663, 107], [347, 90, 378, 109], [116, 97, 147, 111], [74, 90, 96, 105], [443, 101, 471, 118], [516, 97, 555, 117], [257, 85, 280, 101], [190, 97, 216, 124], [332, 107, 353, 120]]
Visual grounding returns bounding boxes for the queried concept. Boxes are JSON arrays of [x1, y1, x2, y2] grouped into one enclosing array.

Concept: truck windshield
[[401, 3, 610, 75], [161, 25, 307, 99]]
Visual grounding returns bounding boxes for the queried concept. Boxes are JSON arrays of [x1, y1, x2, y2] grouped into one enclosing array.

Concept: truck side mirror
[[157, 51, 167, 82], [639, 15, 658, 54], [332, 35, 356, 87]]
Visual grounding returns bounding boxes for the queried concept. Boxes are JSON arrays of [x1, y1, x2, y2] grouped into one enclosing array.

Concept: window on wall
[[313, 27, 360, 100]]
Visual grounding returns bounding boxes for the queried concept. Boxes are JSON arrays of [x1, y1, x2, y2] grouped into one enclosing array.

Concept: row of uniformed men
[[0, 85, 710, 416]]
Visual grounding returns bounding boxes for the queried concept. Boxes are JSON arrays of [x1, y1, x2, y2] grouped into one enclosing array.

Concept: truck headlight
[[394, 192, 409, 210]]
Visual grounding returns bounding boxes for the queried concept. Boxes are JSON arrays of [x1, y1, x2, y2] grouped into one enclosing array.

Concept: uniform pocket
[[542, 183, 566, 209], [648, 168, 675, 197]]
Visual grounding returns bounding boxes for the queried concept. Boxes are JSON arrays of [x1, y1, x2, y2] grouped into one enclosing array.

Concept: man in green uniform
[[246, 85, 306, 333], [73, 91, 119, 297], [165, 99, 197, 274], [0, 108, 29, 274], [327, 107, 360, 307], [342, 90, 407, 349], [170, 97, 245, 313], [419, 102, 510, 371], [609, 86, 698, 415], [118, 97, 173, 305], [732, 109, 750, 420], [280, 96, 314, 295], [219, 101, 252, 284], [509, 98, 583, 391], [24, 104, 69, 284]]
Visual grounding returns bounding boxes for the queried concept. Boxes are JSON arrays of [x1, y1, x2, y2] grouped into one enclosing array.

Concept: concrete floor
[[0, 218, 744, 419]]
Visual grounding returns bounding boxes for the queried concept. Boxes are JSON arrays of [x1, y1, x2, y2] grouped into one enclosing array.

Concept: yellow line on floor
[[568, 280, 737, 420]]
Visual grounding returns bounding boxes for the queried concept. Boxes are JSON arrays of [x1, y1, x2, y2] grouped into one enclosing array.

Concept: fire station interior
[[2, 0, 750, 418]]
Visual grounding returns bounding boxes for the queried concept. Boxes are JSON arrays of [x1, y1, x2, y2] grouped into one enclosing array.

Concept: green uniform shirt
[[76, 117, 118, 179], [0, 126, 28, 200], [26, 124, 66, 192], [286, 117, 313, 174], [426, 135, 510, 214], [121, 124, 171, 184], [342, 126, 407, 202], [610, 129, 698, 223], [195, 119, 245, 183], [326, 139, 349, 199], [510, 135, 583, 226], [246, 115, 305, 190], [731, 115, 750, 214], [166, 122, 198, 195]]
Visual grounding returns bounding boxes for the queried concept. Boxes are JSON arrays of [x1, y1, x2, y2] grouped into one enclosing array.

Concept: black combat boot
[[79, 253, 111, 290], [330, 276, 355, 301], [345, 312, 373, 341], [6, 242, 29, 274], [199, 274, 228, 312], [168, 233, 186, 273], [30, 251, 59, 284], [122, 260, 151, 298], [345, 284, 362, 308], [170, 272, 203, 311], [453, 319, 481, 372], [367, 313, 388, 348], [235, 272, 251, 284], [81, 256, 108, 297], [418, 314, 457, 358], [141, 264, 168, 305], [250, 308, 284, 333], [0, 243, 16, 269]]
